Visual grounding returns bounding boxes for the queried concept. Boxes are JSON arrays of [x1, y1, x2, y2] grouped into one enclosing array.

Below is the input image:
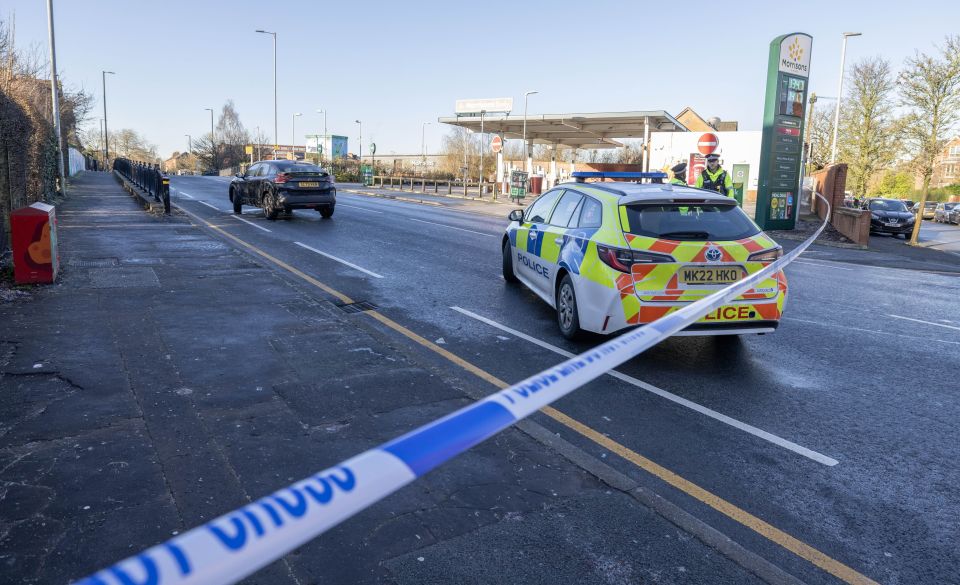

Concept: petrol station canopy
[[438, 110, 688, 149]]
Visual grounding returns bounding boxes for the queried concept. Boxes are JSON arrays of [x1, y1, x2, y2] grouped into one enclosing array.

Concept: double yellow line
[[203, 218, 878, 585]]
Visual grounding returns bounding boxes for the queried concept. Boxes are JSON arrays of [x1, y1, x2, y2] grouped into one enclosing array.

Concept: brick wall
[[810, 164, 848, 220]]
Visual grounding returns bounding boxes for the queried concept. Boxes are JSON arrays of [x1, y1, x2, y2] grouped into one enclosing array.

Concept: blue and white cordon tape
[[76, 196, 830, 585]]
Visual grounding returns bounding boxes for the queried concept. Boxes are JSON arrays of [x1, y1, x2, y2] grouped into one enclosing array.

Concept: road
[[170, 175, 960, 584]]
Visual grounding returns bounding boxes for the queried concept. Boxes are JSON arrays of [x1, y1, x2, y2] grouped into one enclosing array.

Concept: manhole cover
[[83, 266, 161, 289], [337, 301, 378, 314]]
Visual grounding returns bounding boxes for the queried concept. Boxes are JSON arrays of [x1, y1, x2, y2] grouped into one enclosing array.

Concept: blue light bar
[[571, 171, 668, 182]]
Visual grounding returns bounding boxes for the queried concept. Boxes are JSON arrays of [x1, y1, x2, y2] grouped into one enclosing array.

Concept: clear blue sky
[[7, 0, 959, 159]]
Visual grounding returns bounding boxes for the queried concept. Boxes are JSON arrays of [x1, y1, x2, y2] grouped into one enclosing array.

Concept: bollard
[[161, 176, 171, 214]]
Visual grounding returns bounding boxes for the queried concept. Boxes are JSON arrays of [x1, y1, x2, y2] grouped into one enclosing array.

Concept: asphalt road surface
[[170, 175, 960, 584]]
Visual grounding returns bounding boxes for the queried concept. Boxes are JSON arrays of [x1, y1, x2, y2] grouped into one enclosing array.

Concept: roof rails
[[571, 171, 668, 183]]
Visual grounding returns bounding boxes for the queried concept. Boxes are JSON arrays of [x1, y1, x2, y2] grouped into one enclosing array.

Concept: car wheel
[[319, 205, 335, 219], [262, 190, 279, 220], [502, 241, 519, 283], [232, 190, 242, 214], [556, 274, 581, 340]]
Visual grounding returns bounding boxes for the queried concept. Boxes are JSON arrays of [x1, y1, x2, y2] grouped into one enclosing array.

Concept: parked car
[[868, 198, 915, 238], [934, 202, 959, 223], [229, 160, 336, 219], [913, 201, 937, 220], [503, 173, 786, 339], [948, 204, 960, 225], [901, 199, 917, 211]]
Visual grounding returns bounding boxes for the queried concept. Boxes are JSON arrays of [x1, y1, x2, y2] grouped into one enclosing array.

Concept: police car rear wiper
[[657, 231, 710, 240]]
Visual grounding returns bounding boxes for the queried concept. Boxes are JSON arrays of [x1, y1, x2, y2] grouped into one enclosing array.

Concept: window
[[549, 191, 583, 226], [578, 197, 603, 228], [524, 190, 562, 223], [245, 164, 260, 177], [623, 203, 759, 240], [868, 200, 908, 212], [949, 146, 960, 157]]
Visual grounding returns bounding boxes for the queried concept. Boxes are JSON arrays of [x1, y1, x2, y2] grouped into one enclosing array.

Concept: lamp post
[[292, 112, 302, 159], [421, 121, 431, 175], [830, 32, 862, 164], [102, 70, 115, 162], [205, 107, 215, 173], [522, 90, 538, 174], [46, 0, 65, 192], [255, 29, 277, 156], [98, 118, 104, 166], [316, 109, 327, 165], [255, 126, 261, 162], [355, 119, 362, 171]]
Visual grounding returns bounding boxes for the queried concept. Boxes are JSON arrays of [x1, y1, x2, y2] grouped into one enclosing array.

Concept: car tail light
[[596, 244, 674, 273], [747, 246, 783, 262], [274, 172, 290, 184]]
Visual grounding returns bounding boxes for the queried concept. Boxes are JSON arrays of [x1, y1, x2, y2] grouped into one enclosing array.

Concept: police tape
[[76, 196, 830, 585]]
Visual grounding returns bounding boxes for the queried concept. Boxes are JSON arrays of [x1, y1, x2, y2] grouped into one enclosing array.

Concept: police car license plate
[[299, 182, 320, 188], [679, 266, 745, 285]]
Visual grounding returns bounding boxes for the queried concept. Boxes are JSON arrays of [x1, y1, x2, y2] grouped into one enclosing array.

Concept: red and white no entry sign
[[697, 133, 719, 155], [491, 135, 503, 154]]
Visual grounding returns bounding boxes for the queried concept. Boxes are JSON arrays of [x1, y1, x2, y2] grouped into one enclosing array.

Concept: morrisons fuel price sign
[[756, 32, 812, 230]]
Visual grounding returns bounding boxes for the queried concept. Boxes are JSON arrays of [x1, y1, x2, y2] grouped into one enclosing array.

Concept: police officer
[[696, 153, 734, 198], [670, 162, 687, 186]]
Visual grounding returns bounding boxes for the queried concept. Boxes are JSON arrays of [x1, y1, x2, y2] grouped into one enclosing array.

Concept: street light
[[102, 70, 115, 162], [421, 121, 431, 175], [46, 0, 65, 192], [292, 112, 302, 157], [255, 29, 277, 156], [522, 90, 538, 174], [185, 134, 193, 174], [205, 107, 215, 172], [830, 32, 862, 165], [355, 119, 362, 169], [316, 109, 327, 165]]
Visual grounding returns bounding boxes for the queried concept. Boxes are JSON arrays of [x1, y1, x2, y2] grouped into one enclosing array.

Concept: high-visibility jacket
[[696, 167, 733, 197], [669, 178, 687, 186]]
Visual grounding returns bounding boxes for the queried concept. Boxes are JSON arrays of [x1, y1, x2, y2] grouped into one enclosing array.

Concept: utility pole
[[102, 70, 115, 163], [421, 121, 431, 175], [479, 111, 485, 188], [355, 120, 362, 172], [46, 0, 66, 193], [292, 112, 302, 159], [522, 90, 538, 174], [316, 109, 327, 166]]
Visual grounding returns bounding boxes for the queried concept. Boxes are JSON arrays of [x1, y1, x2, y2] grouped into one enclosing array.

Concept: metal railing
[[114, 158, 170, 214], [371, 175, 505, 200]]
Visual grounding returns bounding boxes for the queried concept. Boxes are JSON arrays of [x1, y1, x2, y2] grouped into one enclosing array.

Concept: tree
[[805, 103, 835, 171], [109, 128, 159, 163], [215, 100, 250, 169], [838, 57, 900, 197], [868, 169, 914, 197], [899, 35, 960, 244]]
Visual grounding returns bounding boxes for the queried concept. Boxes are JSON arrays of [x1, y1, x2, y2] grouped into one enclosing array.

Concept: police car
[[502, 172, 786, 339]]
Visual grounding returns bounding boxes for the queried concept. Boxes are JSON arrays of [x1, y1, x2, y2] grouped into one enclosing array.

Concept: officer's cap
[[705, 153, 720, 161], [670, 162, 687, 174]]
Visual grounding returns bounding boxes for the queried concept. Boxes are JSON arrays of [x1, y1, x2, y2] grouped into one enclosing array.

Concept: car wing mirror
[[508, 209, 524, 222], [235, 173, 244, 178]]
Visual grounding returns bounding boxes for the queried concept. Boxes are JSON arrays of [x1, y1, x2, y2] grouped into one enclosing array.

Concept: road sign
[[370, 142, 377, 155], [491, 135, 503, 154], [697, 133, 719, 155], [455, 97, 514, 115]]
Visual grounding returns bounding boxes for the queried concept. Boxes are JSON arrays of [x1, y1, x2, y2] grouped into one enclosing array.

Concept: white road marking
[[784, 317, 960, 345], [232, 216, 271, 232], [409, 217, 496, 237], [793, 260, 855, 271], [294, 242, 383, 278], [886, 314, 960, 332], [198, 201, 219, 211], [338, 203, 383, 214], [451, 306, 839, 466], [175, 191, 194, 199]]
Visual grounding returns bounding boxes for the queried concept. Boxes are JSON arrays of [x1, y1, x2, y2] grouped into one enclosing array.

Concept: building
[[162, 151, 197, 173], [932, 136, 960, 189], [675, 107, 739, 132]]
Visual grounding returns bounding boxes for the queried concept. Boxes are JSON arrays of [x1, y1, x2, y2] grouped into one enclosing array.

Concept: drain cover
[[337, 300, 378, 314]]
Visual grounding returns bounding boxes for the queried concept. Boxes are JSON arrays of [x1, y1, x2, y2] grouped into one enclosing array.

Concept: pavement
[[0, 172, 775, 584]]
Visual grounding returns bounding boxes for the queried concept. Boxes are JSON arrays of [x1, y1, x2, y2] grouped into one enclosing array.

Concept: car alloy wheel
[[556, 275, 581, 340], [263, 190, 279, 220]]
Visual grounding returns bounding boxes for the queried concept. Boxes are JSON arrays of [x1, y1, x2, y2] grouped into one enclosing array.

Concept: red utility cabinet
[[11, 202, 59, 284]]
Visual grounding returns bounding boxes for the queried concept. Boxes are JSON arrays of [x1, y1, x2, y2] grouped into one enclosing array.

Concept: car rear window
[[622, 203, 760, 241], [276, 163, 327, 175]]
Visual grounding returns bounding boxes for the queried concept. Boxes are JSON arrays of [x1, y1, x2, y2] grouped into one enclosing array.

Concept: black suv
[[230, 160, 336, 219], [866, 198, 915, 238]]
